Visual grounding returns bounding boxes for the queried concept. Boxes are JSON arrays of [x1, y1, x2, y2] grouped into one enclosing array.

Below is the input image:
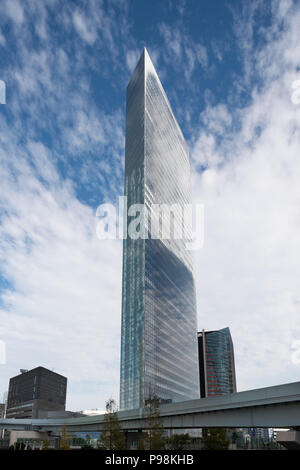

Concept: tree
[[99, 398, 126, 450], [137, 436, 145, 450], [231, 430, 238, 449], [60, 426, 70, 450], [142, 392, 165, 450], [203, 428, 229, 450], [167, 433, 191, 450], [81, 434, 94, 449], [42, 439, 49, 450]]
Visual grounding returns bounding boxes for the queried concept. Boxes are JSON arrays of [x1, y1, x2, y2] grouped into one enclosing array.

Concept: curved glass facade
[[120, 49, 199, 410], [198, 327, 237, 397]]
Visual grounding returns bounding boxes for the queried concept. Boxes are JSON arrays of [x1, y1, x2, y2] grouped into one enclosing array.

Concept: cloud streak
[[192, 0, 300, 391]]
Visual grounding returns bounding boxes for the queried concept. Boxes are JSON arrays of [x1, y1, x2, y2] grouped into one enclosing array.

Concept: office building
[[198, 327, 237, 397], [6, 367, 67, 419], [120, 48, 200, 410], [0, 403, 5, 419]]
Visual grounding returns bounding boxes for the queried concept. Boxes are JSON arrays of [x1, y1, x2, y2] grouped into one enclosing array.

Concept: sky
[[0, 0, 300, 411]]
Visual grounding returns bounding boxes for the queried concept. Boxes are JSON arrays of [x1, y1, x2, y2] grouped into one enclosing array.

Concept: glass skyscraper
[[198, 327, 237, 398], [120, 48, 200, 410]]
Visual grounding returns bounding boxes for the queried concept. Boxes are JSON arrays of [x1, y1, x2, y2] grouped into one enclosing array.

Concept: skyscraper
[[198, 327, 237, 398], [120, 48, 200, 410]]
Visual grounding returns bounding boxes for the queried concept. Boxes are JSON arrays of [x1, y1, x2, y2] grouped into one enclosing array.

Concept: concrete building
[[6, 367, 67, 419], [276, 429, 300, 450]]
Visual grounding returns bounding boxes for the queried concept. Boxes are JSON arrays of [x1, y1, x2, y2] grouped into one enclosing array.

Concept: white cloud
[[73, 11, 98, 45], [0, 146, 122, 410], [200, 104, 232, 135], [71, 0, 129, 61], [1, 0, 299, 412], [0, 0, 128, 410], [126, 49, 140, 72], [192, 1, 300, 391], [158, 22, 208, 81], [0, 30, 6, 46], [27, 141, 59, 183], [192, 133, 218, 167], [3, 0, 24, 25]]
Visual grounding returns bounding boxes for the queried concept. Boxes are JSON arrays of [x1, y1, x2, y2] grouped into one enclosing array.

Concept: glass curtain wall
[[120, 49, 200, 410]]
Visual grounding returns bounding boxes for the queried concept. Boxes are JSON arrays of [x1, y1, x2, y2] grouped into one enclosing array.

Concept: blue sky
[[0, 0, 300, 411]]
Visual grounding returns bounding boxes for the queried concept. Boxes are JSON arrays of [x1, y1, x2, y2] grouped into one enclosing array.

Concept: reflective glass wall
[[198, 327, 237, 397], [120, 49, 200, 410]]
